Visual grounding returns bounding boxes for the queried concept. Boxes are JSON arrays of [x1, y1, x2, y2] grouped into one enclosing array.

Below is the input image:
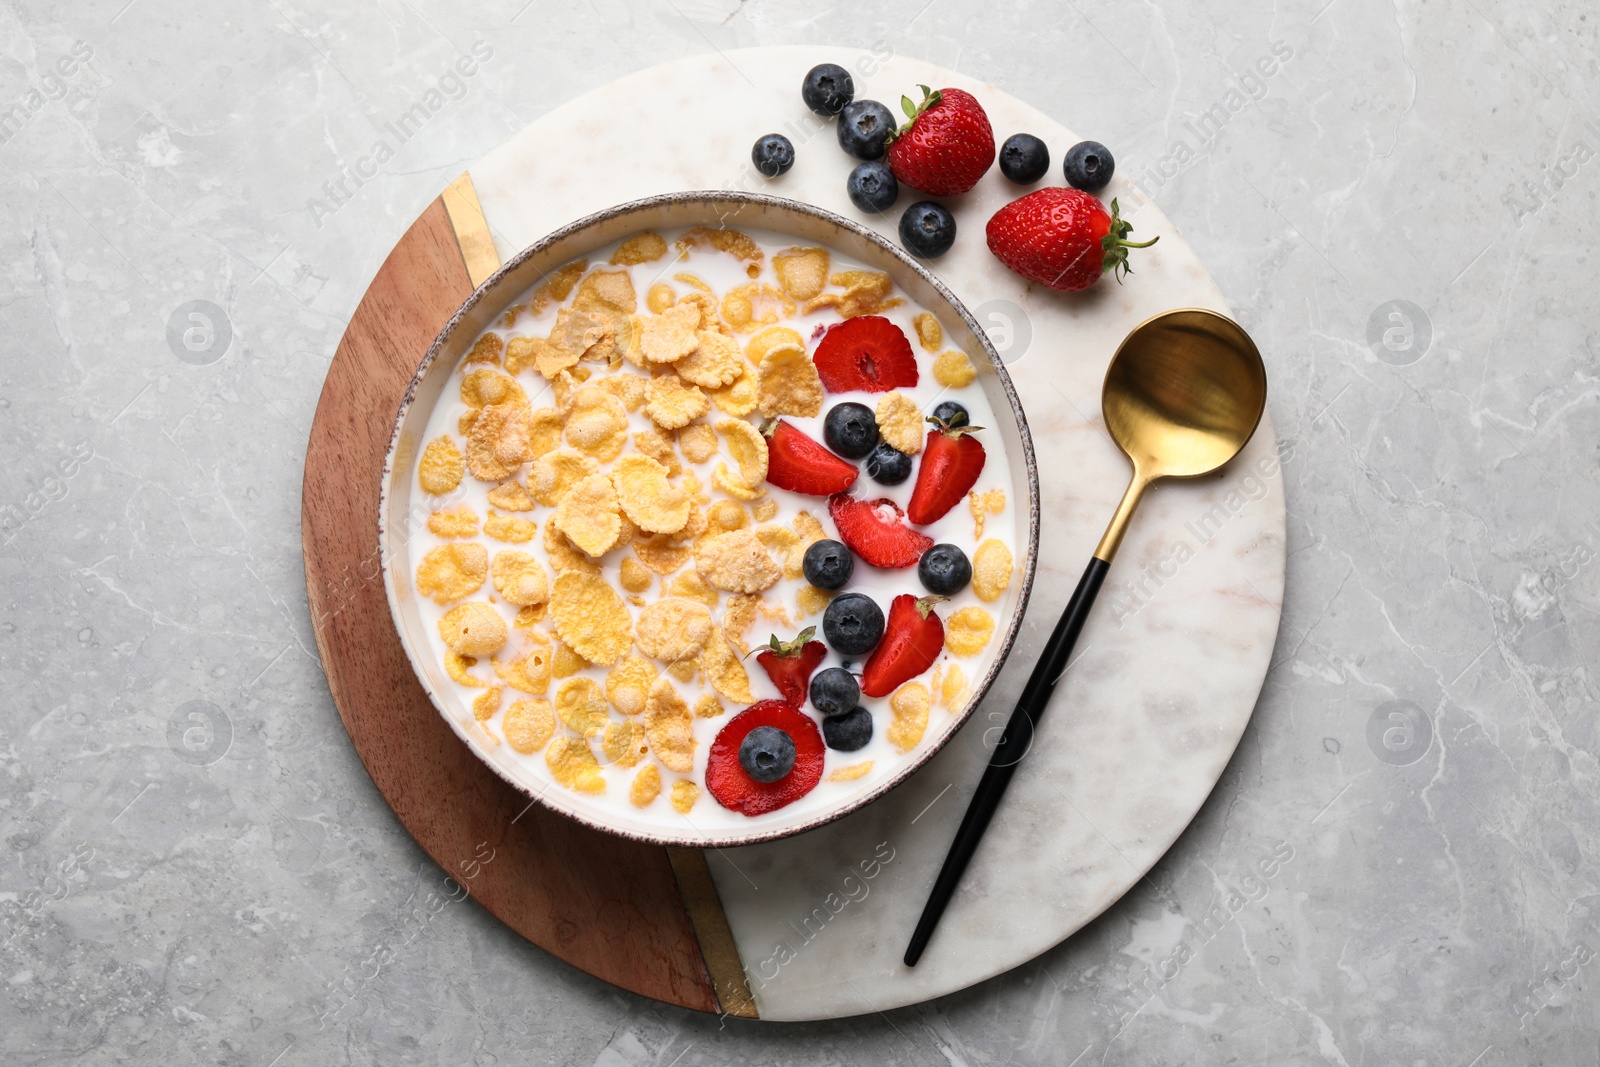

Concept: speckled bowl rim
[[378, 190, 1040, 849]]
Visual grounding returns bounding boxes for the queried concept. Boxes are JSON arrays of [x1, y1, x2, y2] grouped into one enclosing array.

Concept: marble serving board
[[464, 45, 1285, 1021]]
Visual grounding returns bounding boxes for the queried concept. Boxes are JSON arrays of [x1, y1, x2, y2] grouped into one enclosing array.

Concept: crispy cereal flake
[[611, 232, 667, 266], [549, 571, 633, 665], [635, 597, 713, 664], [472, 687, 503, 722], [828, 760, 874, 782], [933, 349, 977, 388], [940, 663, 969, 712], [646, 283, 677, 314], [756, 341, 824, 418], [887, 682, 931, 752], [484, 510, 537, 544], [670, 780, 700, 813], [445, 651, 486, 688], [619, 556, 653, 593], [644, 375, 709, 430], [486, 481, 535, 512], [564, 387, 630, 462], [675, 423, 715, 464], [695, 528, 781, 593], [496, 646, 552, 695], [529, 449, 600, 506], [630, 764, 661, 807], [552, 473, 623, 557], [437, 602, 507, 656], [544, 517, 600, 575], [640, 303, 701, 364], [611, 454, 691, 534], [503, 697, 555, 754], [875, 392, 925, 455], [945, 607, 996, 656], [419, 436, 465, 495], [708, 364, 759, 416], [416, 543, 487, 604], [551, 638, 589, 677], [721, 594, 759, 655], [602, 719, 649, 767], [465, 333, 503, 365], [675, 227, 763, 264], [674, 330, 744, 388], [913, 312, 943, 352], [796, 584, 834, 618], [555, 677, 610, 737], [772, 247, 829, 301], [490, 550, 548, 607], [693, 692, 724, 719], [642, 677, 695, 773], [605, 654, 659, 716], [972, 539, 1014, 602], [461, 369, 522, 408], [702, 630, 753, 703], [632, 533, 693, 575], [466, 399, 533, 481], [722, 283, 795, 334], [715, 417, 769, 486], [712, 463, 766, 502], [969, 488, 1007, 540], [752, 498, 778, 522], [546, 736, 605, 793], [666, 570, 718, 608]]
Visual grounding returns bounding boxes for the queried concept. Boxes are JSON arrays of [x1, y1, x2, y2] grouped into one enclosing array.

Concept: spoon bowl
[[1103, 308, 1268, 480]]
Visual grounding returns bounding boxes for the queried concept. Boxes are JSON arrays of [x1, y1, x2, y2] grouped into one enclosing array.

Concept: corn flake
[[722, 283, 795, 334], [631, 764, 661, 807], [503, 697, 555, 754], [619, 557, 653, 594], [887, 681, 931, 752], [751, 498, 778, 522], [646, 283, 676, 314], [675, 227, 763, 265], [973, 539, 1014, 602], [702, 630, 753, 702], [484, 481, 532, 512], [695, 528, 781, 593], [602, 719, 650, 768], [574, 267, 638, 316], [464, 333, 503, 365], [756, 341, 823, 418], [486, 550, 546, 608], [721, 594, 759, 655], [514, 603, 547, 629], [529, 449, 600, 506], [678, 422, 718, 464], [715, 418, 769, 485], [544, 517, 601, 576], [461, 369, 523, 408], [484, 510, 537, 544], [466, 399, 533, 481], [670, 780, 700, 813], [555, 677, 610, 737], [694, 692, 724, 719], [472, 687, 503, 722], [945, 607, 996, 656], [610, 454, 690, 534], [419, 436, 464, 495], [969, 488, 1007, 540], [552, 473, 623, 557], [828, 761, 874, 782], [640, 303, 701, 364], [913, 312, 943, 352], [796, 584, 834, 618], [875, 392, 925, 455], [612, 231, 667, 265], [772, 247, 829, 301], [666, 570, 718, 608], [644, 375, 708, 429], [445, 651, 487, 688], [940, 662, 969, 712], [438, 602, 507, 656], [708, 364, 759, 416], [605, 654, 658, 716], [546, 736, 605, 793], [642, 677, 695, 773], [933, 349, 977, 388], [416, 543, 487, 604], [496, 646, 552, 695], [564, 387, 629, 462], [552, 638, 589, 677], [666, 655, 699, 683], [635, 597, 713, 664], [805, 270, 903, 319], [674, 330, 744, 388], [549, 571, 633, 665], [419, 504, 476, 539], [632, 533, 693, 575]]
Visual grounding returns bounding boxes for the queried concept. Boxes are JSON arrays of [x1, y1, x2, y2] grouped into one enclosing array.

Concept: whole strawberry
[[985, 189, 1158, 293], [885, 86, 995, 197]]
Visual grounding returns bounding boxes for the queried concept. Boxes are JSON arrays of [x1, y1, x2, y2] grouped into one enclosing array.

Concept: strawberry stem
[[914, 595, 948, 619], [765, 626, 817, 657], [887, 84, 941, 144], [1100, 198, 1160, 283], [925, 415, 985, 437]]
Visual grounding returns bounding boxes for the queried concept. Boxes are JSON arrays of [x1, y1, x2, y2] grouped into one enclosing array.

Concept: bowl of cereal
[[380, 191, 1038, 847]]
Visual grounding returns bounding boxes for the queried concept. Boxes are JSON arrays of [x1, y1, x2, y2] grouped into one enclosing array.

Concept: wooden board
[[301, 189, 752, 1016]]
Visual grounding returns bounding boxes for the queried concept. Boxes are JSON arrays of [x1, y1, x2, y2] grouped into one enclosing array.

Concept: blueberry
[[823, 592, 884, 656], [823, 401, 879, 459], [930, 400, 969, 428], [865, 441, 912, 485], [837, 100, 894, 161], [1063, 140, 1115, 192], [809, 666, 860, 717], [739, 725, 797, 782], [801, 63, 855, 116], [803, 538, 855, 591], [918, 544, 972, 595], [999, 133, 1050, 184], [822, 706, 873, 752], [846, 160, 899, 213], [752, 133, 796, 178], [898, 201, 957, 259]]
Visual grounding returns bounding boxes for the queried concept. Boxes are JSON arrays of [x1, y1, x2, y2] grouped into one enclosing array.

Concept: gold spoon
[[905, 308, 1267, 966]]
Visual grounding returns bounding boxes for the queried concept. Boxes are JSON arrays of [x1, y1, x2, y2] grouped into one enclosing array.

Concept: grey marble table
[[2, 1, 1595, 1064]]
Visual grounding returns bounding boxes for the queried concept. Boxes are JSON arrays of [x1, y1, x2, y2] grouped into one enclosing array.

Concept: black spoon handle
[[903, 555, 1111, 967]]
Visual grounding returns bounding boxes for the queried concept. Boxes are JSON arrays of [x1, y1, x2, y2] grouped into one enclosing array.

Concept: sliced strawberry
[[828, 494, 935, 569], [763, 419, 858, 496], [755, 627, 828, 706], [812, 316, 918, 393], [906, 419, 987, 525], [861, 594, 945, 697], [706, 700, 826, 816]]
